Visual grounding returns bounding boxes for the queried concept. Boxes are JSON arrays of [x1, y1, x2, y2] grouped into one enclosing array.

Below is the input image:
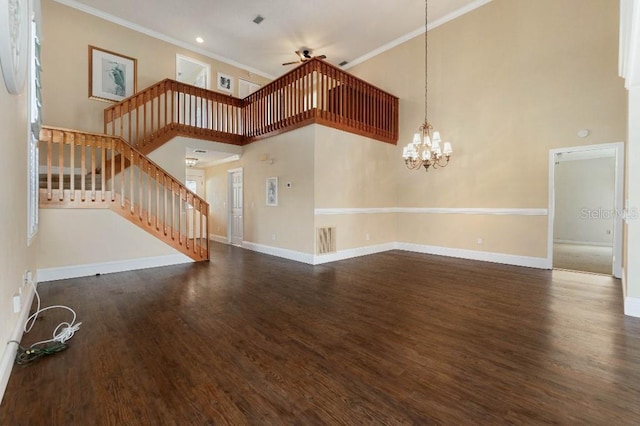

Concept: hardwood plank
[[1, 245, 640, 424]]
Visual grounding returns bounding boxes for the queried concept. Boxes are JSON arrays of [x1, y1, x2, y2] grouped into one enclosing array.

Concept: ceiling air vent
[[339, 61, 348, 67], [194, 149, 208, 154], [253, 15, 264, 24]]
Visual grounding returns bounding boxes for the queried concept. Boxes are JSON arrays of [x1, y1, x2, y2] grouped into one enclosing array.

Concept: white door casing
[[548, 142, 625, 278]]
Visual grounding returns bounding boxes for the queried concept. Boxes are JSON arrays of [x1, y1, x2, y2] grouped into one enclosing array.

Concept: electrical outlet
[[272, 234, 276, 241], [476, 238, 483, 245], [12, 294, 21, 313], [365, 233, 370, 241]]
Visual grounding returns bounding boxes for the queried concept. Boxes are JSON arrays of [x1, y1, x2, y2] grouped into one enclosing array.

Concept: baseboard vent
[[317, 227, 336, 254]]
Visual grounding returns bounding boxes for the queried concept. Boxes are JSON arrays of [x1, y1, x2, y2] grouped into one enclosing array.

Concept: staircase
[[39, 171, 103, 192], [39, 127, 209, 261], [38, 59, 399, 264]]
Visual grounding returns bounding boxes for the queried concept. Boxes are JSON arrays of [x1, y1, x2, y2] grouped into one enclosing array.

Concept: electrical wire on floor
[[8, 277, 82, 365]]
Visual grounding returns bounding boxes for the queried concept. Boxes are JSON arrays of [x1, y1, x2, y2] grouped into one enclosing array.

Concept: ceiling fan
[[282, 49, 327, 66]]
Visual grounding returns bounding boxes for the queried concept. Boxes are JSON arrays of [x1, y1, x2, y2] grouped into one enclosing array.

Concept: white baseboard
[[313, 243, 398, 265], [37, 254, 193, 282], [554, 239, 613, 247], [624, 297, 640, 318], [242, 241, 400, 265], [397, 243, 550, 269], [0, 280, 36, 404], [242, 241, 315, 264], [240, 240, 548, 270], [209, 234, 228, 244]]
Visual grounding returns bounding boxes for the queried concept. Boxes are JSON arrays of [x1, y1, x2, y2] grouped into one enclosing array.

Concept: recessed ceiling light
[[195, 37, 204, 44]]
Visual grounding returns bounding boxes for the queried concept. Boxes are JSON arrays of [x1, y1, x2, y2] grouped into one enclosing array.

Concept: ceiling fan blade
[[316, 55, 327, 60], [282, 61, 300, 66]]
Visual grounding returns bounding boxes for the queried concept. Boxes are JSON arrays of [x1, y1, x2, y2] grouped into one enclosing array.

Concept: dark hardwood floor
[[1, 243, 640, 424]]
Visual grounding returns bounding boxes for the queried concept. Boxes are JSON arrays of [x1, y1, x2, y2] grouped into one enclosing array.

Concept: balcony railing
[[244, 58, 398, 144], [103, 59, 398, 149]]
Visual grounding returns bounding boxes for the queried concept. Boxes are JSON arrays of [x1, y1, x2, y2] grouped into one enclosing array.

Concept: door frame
[[227, 167, 243, 246], [176, 54, 211, 89], [547, 142, 625, 277]]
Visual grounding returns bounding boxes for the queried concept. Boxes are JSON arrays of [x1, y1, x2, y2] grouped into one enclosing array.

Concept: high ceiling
[[56, 0, 489, 78]]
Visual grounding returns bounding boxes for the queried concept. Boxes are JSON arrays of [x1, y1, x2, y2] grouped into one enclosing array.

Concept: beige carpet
[[553, 243, 613, 275]]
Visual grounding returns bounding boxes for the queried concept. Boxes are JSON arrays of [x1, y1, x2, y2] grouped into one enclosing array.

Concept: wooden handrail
[[104, 79, 244, 153], [39, 126, 209, 261], [243, 58, 399, 144], [103, 61, 399, 151]]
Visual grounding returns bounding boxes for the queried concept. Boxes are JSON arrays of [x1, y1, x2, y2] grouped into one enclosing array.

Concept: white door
[[228, 169, 243, 246]]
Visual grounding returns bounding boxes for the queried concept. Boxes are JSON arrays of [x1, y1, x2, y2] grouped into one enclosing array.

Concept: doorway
[[227, 168, 243, 246], [176, 55, 211, 128], [548, 143, 624, 277], [176, 54, 210, 89]]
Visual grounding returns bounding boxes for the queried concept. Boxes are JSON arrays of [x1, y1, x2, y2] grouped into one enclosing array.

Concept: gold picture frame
[[88, 45, 137, 102]]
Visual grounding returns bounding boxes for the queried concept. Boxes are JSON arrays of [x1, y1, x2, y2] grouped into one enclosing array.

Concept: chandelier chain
[[401, 0, 452, 172], [424, 0, 428, 124]]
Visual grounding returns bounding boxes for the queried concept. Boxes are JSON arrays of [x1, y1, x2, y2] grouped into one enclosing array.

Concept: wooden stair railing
[[103, 60, 399, 153], [104, 79, 244, 154], [39, 126, 209, 262]]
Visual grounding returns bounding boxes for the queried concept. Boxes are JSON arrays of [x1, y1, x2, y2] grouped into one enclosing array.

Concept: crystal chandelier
[[402, 0, 452, 171]]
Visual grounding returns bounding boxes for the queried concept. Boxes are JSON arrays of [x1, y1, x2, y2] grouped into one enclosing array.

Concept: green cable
[[10, 341, 69, 365]]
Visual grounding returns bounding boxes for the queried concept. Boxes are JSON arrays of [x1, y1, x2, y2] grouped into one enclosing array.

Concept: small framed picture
[[89, 46, 137, 102], [217, 72, 234, 93], [266, 177, 278, 206]]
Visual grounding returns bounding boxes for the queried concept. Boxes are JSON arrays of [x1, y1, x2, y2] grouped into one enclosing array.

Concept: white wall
[[554, 157, 615, 245]]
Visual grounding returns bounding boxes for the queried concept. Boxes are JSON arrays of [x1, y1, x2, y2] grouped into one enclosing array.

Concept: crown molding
[[345, 0, 493, 70], [53, 0, 275, 80]]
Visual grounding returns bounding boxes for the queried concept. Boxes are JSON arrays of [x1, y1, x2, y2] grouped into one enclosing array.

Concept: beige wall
[[348, 0, 626, 258], [205, 127, 316, 253], [205, 164, 230, 239], [314, 125, 397, 251], [0, 77, 37, 385], [36, 0, 628, 268], [41, 0, 270, 134], [37, 209, 179, 268]]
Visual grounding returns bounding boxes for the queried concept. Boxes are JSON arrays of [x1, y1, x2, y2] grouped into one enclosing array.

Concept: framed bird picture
[[88, 45, 137, 102]]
